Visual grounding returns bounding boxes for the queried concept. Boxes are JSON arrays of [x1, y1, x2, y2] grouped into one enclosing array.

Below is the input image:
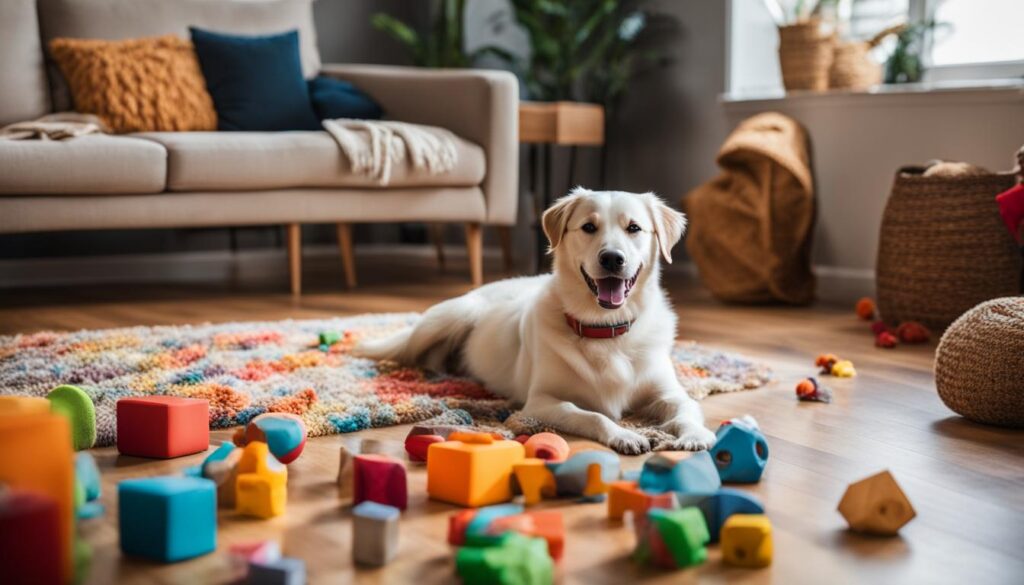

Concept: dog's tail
[[352, 297, 477, 370]]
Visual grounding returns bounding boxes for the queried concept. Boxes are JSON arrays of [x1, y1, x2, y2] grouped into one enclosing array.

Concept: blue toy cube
[[118, 476, 217, 562], [638, 451, 721, 494], [709, 423, 769, 483], [248, 557, 306, 585], [679, 488, 765, 543]]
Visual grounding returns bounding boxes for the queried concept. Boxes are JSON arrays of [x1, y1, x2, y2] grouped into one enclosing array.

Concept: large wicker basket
[[778, 19, 835, 91], [876, 166, 1021, 330]]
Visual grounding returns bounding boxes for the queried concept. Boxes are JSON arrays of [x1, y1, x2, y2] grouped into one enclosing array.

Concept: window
[[929, 0, 1024, 67]]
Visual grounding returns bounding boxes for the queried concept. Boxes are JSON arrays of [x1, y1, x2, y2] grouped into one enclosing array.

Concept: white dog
[[354, 188, 715, 454]]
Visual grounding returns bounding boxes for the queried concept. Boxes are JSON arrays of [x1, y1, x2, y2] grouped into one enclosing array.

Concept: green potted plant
[[371, 0, 512, 68]]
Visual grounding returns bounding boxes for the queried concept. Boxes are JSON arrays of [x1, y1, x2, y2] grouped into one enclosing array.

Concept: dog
[[353, 188, 715, 454]]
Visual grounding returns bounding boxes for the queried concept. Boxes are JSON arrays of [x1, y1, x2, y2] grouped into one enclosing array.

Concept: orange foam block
[[235, 442, 288, 519], [608, 480, 678, 521], [489, 510, 565, 561], [427, 432, 525, 507], [0, 412, 75, 583], [512, 459, 557, 505], [0, 395, 51, 415]]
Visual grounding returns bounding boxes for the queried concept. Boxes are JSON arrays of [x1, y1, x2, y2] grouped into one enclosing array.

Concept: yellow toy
[[427, 432, 525, 507], [721, 514, 772, 568], [832, 360, 857, 378], [235, 441, 288, 519], [512, 459, 557, 505]]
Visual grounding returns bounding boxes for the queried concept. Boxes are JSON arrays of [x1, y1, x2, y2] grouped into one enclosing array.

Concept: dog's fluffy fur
[[353, 188, 715, 454]]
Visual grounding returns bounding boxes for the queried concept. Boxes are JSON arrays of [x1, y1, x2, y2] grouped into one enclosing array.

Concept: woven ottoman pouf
[[935, 297, 1024, 427]]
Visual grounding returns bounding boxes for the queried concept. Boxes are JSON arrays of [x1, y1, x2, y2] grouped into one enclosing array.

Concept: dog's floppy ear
[[642, 192, 687, 264], [542, 189, 587, 251]]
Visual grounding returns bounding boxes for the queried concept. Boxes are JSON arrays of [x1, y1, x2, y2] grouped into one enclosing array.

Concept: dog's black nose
[[599, 249, 626, 273]]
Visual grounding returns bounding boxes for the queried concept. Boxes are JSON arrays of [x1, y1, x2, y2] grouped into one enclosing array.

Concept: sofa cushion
[[134, 131, 486, 191], [0, 0, 51, 125], [38, 0, 321, 110], [0, 136, 167, 195]]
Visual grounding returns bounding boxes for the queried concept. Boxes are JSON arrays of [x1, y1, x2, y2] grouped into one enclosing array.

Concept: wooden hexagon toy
[[837, 470, 916, 535]]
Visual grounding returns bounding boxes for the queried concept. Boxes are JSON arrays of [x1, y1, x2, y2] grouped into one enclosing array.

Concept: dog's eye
[[581, 223, 598, 234], [626, 223, 642, 234]]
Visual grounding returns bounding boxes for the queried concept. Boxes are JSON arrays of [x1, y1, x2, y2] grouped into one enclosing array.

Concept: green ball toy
[[46, 384, 97, 450]]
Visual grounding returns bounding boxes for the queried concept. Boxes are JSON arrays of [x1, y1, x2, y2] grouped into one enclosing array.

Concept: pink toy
[[523, 433, 570, 462], [354, 454, 408, 510]]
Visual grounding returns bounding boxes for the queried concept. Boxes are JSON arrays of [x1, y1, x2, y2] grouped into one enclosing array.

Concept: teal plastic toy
[[46, 385, 96, 450], [75, 453, 104, 519], [709, 422, 769, 483], [456, 532, 553, 585], [118, 476, 217, 562], [638, 451, 721, 494], [552, 450, 620, 496], [677, 487, 765, 543]]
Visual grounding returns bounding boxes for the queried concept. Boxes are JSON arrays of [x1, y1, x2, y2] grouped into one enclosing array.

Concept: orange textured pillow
[[49, 35, 217, 133]]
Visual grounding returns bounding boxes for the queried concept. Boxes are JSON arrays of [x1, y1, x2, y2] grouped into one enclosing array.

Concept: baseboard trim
[[667, 261, 875, 304]]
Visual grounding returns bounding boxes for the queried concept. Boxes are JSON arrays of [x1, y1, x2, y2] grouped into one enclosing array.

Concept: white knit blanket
[[322, 119, 459, 186], [0, 112, 106, 141]]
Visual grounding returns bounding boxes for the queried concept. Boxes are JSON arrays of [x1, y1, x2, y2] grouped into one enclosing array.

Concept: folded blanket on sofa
[[322, 119, 458, 186], [0, 113, 107, 141]]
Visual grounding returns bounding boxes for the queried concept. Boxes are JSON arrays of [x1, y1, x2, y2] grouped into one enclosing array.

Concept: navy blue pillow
[[190, 27, 320, 131], [308, 76, 383, 121]]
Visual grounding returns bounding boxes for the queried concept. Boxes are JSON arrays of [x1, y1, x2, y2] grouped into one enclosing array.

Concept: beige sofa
[[0, 0, 519, 292]]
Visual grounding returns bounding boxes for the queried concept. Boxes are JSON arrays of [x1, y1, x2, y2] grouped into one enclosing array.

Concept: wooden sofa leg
[[429, 223, 446, 271], [496, 226, 513, 272], [286, 223, 302, 296], [336, 223, 357, 289], [465, 223, 483, 288]]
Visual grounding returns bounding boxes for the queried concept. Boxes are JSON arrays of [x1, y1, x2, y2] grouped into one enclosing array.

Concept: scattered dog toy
[[608, 481, 679, 521], [677, 488, 765, 543], [633, 507, 710, 569], [75, 452, 104, 519], [552, 449, 620, 496], [0, 489, 64, 584], [404, 432, 444, 463], [837, 470, 916, 536], [710, 420, 769, 483], [427, 432, 525, 507], [896, 321, 931, 344], [337, 445, 355, 504], [512, 459, 557, 505], [815, 353, 839, 374], [202, 443, 242, 508], [795, 378, 832, 403], [832, 360, 857, 377], [354, 454, 408, 510], [116, 396, 210, 459], [721, 514, 772, 568], [46, 384, 96, 450], [118, 476, 217, 562], [318, 331, 341, 352], [455, 532, 553, 585], [875, 331, 899, 348], [233, 413, 307, 464], [235, 442, 288, 519], [522, 432, 570, 462], [352, 501, 400, 566], [639, 451, 720, 494], [870, 321, 890, 335], [247, 557, 306, 585], [855, 297, 877, 321]]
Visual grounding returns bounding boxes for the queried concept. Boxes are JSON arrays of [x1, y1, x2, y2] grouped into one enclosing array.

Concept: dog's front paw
[[606, 429, 651, 455], [665, 424, 716, 452]]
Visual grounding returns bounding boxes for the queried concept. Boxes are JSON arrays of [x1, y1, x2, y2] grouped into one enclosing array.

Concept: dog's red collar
[[565, 314, 634, 339]]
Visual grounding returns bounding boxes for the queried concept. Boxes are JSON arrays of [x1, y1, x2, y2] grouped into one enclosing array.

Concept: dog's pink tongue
[[597, 277, 626, 306]]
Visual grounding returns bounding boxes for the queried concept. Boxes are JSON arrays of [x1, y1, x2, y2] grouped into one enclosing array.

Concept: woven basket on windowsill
[[829, 24, 904, 91], [778, 19, 835, 92]]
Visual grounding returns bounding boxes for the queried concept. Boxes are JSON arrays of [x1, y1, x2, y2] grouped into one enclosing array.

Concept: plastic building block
[[116, 396, 209, 458], [0, 411, 74, 582], [319, 331, 341, 346], [46, 384, 96, 450], [837, 470, 916, 535], [553, 450, 620, 496], [118, 476, 217, 562], [721, 514, 772, 568], [233, 413, 307, 464], [352, 501, 400, 566], [405, 432, 444, 462], [248, 557, 306, 585], [75, 452, 104, 519], [710, 422, 769, 483], [607, 480, 678, 521], [638, 451, 721, 494], [488, 510, 565, 561], [0, 395, 51, 415], [679, 488, 765, 543], [448, 509, 478, 546], [449, 506, 565, 561], [427, 434, 525, 507], [523, 433, 570, 462], [231, 540, 281, 564], [354, 454, 408, 510], [201, 443, 241, 508], [512, 459, 557, 505], [337, 445, 355, 504], [456, 532, 553, 585], [0, 489, 63, 585], [465, 504, 524, 542], [634, 507, 710, 569], [235, 442, 288, 519]]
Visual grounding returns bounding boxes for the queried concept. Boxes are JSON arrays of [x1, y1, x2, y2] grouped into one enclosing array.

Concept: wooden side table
[[518, 101, 605, 272]]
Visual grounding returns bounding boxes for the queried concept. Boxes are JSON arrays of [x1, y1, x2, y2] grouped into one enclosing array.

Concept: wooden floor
[[2, 251, 1023, 585]]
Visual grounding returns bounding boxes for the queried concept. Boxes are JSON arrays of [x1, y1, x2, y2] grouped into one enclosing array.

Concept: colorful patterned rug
[[0, 313, 772, 448]]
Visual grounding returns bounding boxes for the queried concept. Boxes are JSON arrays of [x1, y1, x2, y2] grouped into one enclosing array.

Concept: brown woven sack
[[876, 166, 1020, 330], [778, 19, 835, 91], [684, 113, 815, 305], [935, 297, 1024, 427]]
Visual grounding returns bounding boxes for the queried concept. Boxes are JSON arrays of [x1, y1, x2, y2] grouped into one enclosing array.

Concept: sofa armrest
[[320, 64, 519, 225]]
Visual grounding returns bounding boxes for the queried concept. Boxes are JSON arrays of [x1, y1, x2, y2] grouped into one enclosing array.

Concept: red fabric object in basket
[[996, 183, 1024, 244]]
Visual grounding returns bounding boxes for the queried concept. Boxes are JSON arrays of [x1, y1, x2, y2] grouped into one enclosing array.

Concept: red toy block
[[354, 454, 408, 511], [116, 396, 209, 458], [0, 489, 63, 585], [405, 433, 445, 463], [448, 509, 477, 546]]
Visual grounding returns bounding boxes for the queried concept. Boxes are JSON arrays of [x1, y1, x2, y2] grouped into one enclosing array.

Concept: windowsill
[[721, 78, 1024, 107]]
